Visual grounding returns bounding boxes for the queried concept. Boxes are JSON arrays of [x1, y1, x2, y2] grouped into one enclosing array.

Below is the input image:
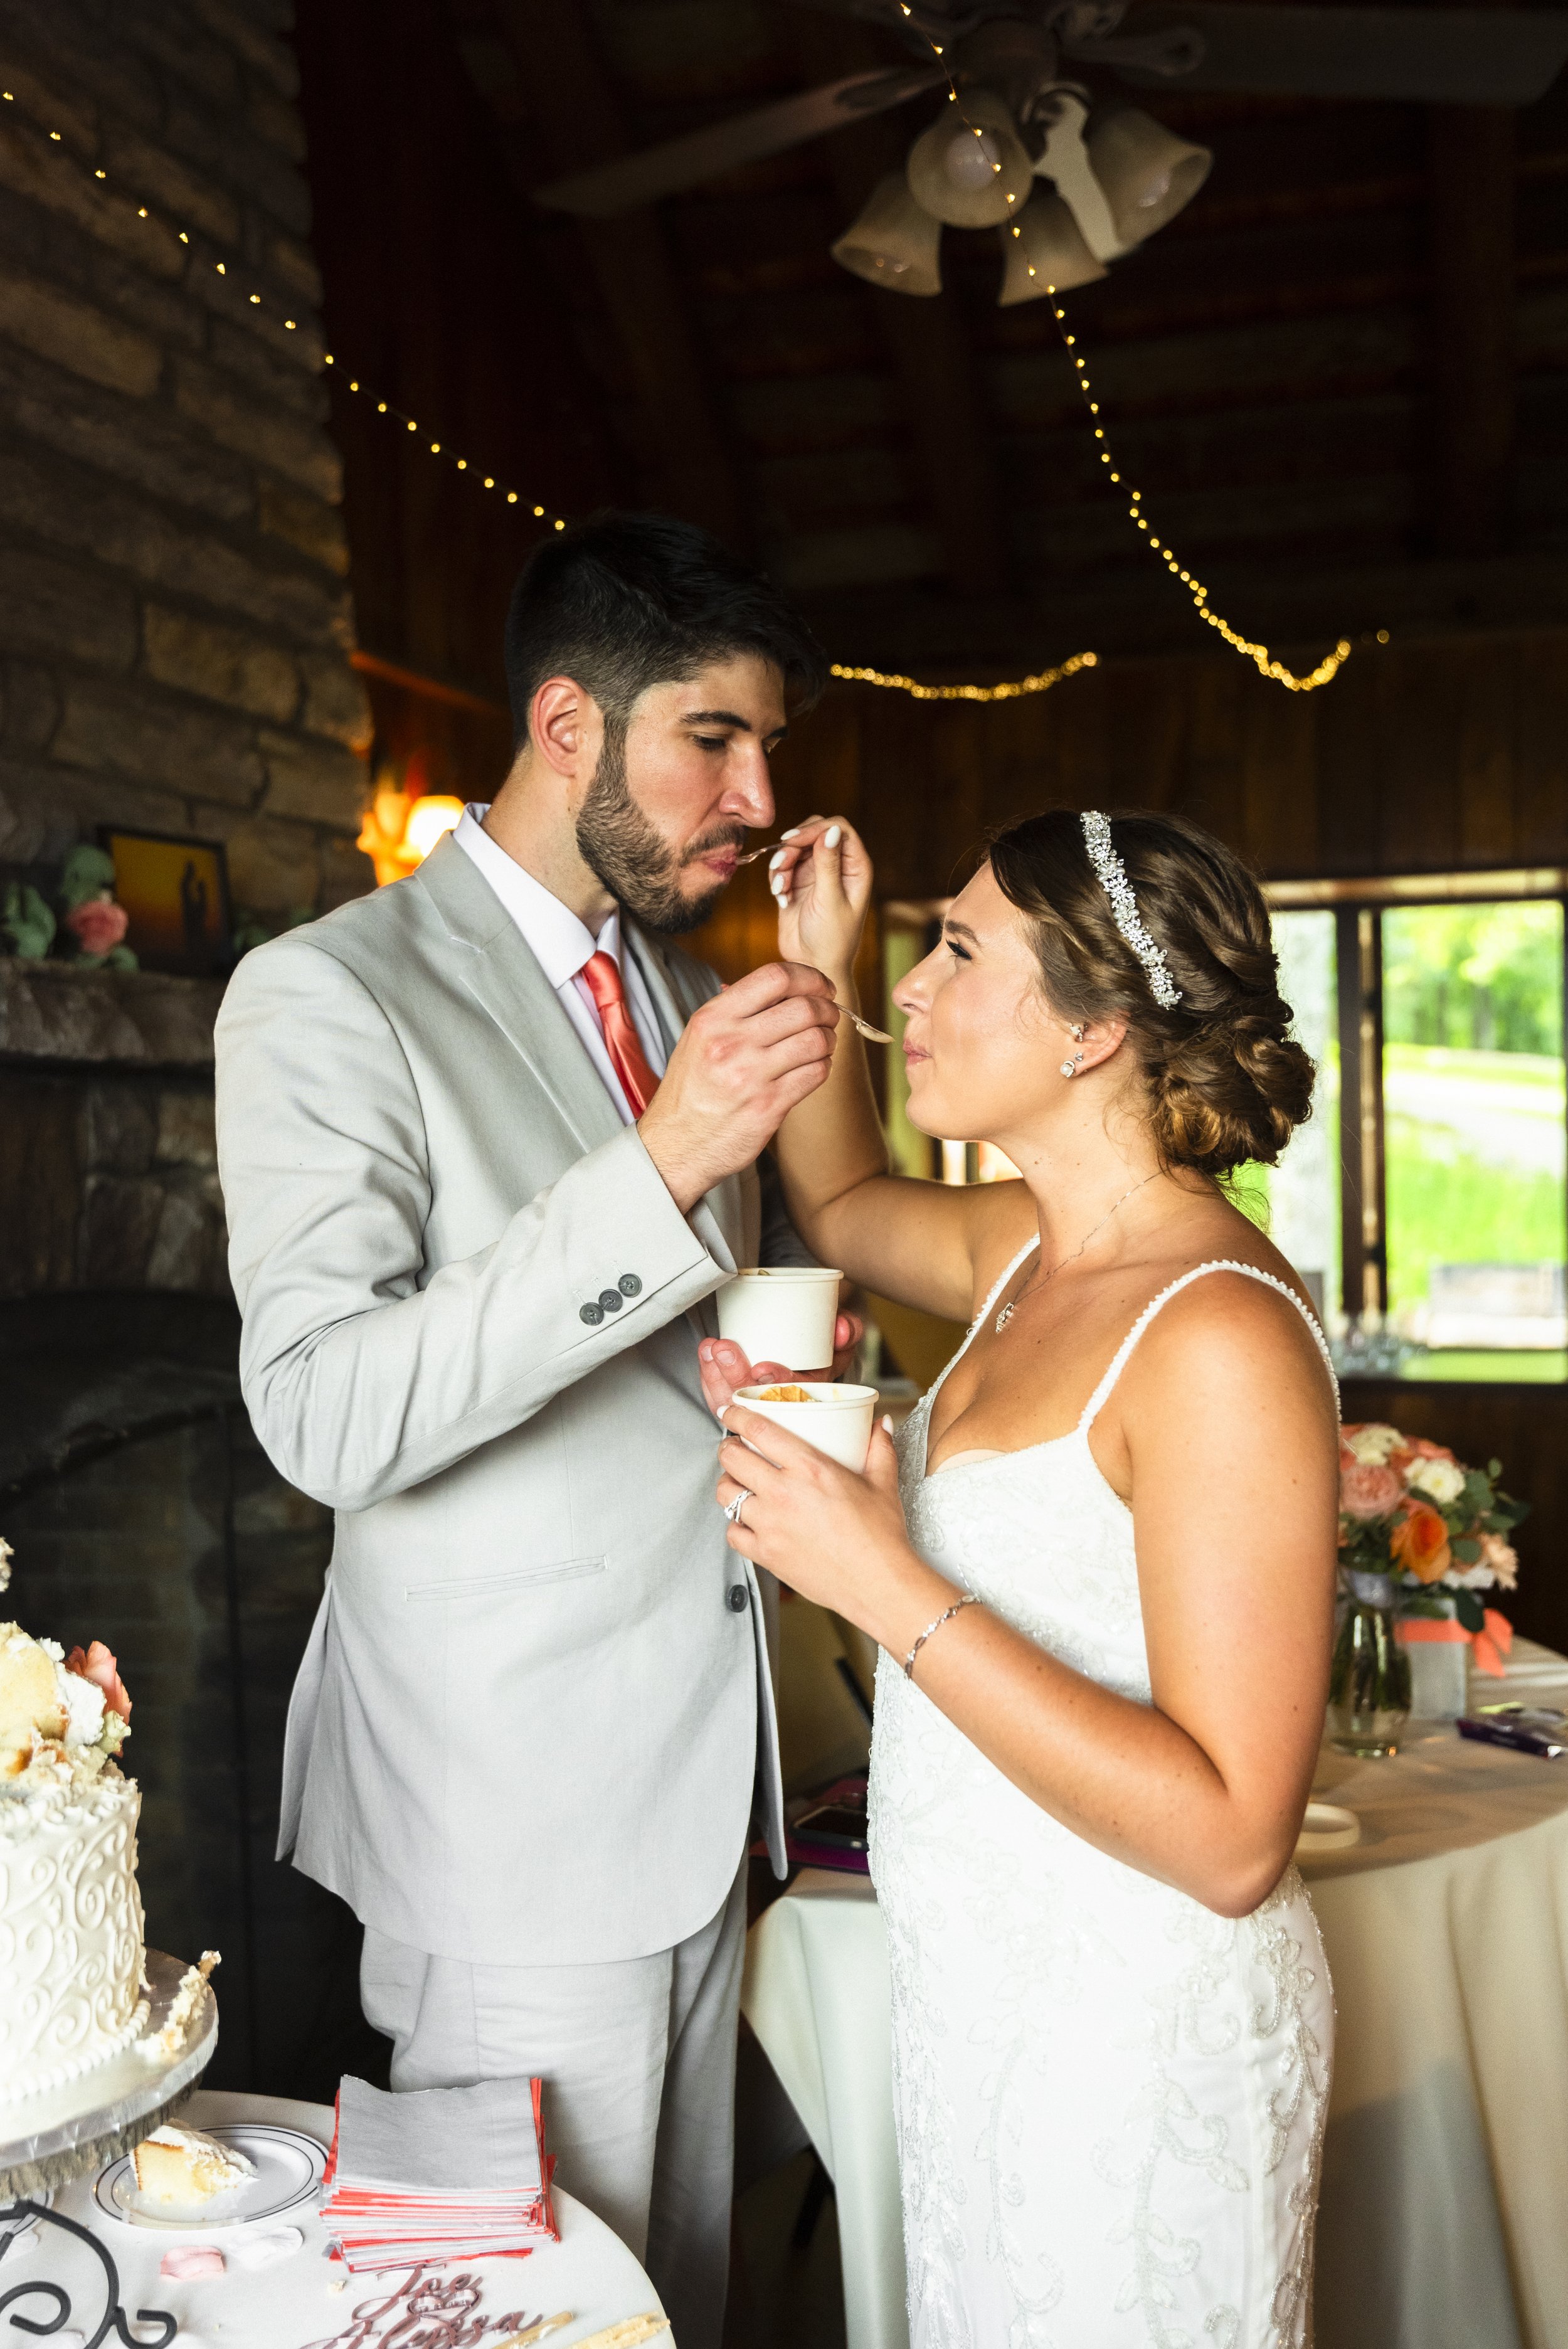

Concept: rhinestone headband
[[1080, 811, 1183, 1009]]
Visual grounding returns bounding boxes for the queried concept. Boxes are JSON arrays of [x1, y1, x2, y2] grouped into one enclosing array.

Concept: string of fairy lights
[[888, 0, 1379, 694], [3, 68, 1379, 701], [0, 82, 572, 534]]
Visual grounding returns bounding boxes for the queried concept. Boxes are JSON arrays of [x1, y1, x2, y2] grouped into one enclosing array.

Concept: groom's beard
[[575, 723, 738, 937]]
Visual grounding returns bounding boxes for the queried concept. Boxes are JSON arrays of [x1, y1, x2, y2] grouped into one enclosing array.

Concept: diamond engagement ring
[[724, 1489, 753, 1528]]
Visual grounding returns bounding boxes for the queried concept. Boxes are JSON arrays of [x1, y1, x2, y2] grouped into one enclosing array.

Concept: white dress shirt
[[453, 806, 668, 1123]]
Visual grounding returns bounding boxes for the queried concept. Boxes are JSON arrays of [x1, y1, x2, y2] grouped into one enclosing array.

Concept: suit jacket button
[[580, 1302, 603, 1325], [618, 1274, 642, 1296], [726, 1583, 749, 1613], [598, 1288, 623, 1313]]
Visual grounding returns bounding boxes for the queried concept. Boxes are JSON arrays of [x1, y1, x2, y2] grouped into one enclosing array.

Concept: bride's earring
[[1059, 1023, 1086, 1079]]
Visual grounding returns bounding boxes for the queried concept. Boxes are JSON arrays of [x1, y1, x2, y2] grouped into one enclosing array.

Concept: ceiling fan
[[534, 0, 1568, 304]]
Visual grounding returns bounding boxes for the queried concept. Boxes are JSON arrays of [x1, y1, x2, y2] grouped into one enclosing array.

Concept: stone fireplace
[[0, 2, 386, 2094]]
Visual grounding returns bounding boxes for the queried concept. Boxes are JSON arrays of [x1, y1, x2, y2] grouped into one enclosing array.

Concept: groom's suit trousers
[[359, 1862, 748, 2349]]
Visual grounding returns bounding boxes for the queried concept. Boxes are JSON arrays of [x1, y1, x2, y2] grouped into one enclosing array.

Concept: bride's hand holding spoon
[[767, 816, 889, 1040]]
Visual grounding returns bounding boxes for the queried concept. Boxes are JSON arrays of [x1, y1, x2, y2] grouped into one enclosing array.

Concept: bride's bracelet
[[903, 1591, 979, 1680]]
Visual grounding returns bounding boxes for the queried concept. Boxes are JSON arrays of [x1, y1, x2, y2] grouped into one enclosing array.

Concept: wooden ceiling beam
[[1427, 97, 1516, 559], [790, 18, 1011, 600], [487, 0, 749, 551]]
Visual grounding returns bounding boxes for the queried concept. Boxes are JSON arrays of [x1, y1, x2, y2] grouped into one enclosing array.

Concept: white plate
[[1295, 1800, 1361, 1855], [94, 2124, 326, 2235]]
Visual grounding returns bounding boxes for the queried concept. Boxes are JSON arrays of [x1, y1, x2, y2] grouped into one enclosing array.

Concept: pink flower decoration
[[1402, 1436, 1456, 1464], [66, 899, 129, 957], [1480, 1532, 1519, 1591], [1340, 1461, 1404, 1520], [65, 1640, 132, 1721]]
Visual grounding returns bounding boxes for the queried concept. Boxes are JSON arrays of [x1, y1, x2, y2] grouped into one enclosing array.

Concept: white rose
[[1442, 1564, 1495, 1591], [1409, 1456, 1466, 1506], [1345, 1424, 1404, 1466]]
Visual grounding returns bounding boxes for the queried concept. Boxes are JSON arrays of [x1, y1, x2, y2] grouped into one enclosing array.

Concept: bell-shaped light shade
[[907, 90, 1033, 230], [1084, 109, 1211, 250], [831, 173, 943, 296], [997, 191, 1107, 305]]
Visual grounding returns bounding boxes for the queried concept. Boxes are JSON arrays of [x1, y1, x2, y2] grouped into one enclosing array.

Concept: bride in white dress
[[702, 807, 1340, 2348]]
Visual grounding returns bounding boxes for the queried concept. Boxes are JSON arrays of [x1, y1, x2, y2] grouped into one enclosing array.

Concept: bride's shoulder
[[1125, 1254, 1335, 1418]]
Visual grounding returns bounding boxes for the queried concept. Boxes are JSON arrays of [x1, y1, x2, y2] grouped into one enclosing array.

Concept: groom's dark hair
[[503, 511, 827, 750]]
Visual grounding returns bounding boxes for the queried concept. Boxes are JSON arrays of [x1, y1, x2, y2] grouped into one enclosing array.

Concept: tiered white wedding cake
[[0, 1541, 147, 2102]]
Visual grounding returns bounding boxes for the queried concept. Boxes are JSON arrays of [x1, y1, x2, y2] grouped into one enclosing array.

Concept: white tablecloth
[[743, 1640, 1568, 2349], [1, 2089, 665, 2347]]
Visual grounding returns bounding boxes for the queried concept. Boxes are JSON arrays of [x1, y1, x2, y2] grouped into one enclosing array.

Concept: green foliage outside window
[[1383, 903, 1563, 1056]]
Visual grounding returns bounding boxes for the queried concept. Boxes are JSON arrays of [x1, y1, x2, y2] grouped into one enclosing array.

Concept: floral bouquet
[[1339, 1423, 1528, 1677]]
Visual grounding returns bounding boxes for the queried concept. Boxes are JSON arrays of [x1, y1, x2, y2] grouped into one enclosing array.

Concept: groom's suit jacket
[[214, 834, 794, 1968]]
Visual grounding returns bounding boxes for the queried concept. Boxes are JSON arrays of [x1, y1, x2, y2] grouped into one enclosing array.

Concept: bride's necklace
[[994, 1173, 1160, 1334]]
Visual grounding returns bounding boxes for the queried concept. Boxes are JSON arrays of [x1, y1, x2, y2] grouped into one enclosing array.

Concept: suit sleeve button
[[726, 1583, 750, 1613], [580, 1302, 603, 1326], [618, 1274, 642, 1296], [598, 1288, 623, 1313]]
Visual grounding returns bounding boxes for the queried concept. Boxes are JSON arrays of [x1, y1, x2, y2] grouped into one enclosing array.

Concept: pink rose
[[1402, 1436, 1457, 1464], [66, 899, 130, 957], [65, 1640, 132, 1722], [1480, 1532, 1518, 1591], [1340, 1460, 1404, 1520]]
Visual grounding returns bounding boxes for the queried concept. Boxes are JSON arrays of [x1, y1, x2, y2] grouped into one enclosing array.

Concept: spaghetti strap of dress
[[920, 1231, 1042, 1415], [1076, 1257, 1340, 1436]]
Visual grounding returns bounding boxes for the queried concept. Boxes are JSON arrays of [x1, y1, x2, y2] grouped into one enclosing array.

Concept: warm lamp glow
[[405, 795, 464, 860], [358, 789, 465, 886]]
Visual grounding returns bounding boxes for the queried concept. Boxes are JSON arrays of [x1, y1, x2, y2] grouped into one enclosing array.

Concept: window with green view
[[1382, 901, 1565, 1379]]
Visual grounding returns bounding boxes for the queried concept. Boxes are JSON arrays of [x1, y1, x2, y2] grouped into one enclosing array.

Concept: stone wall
[[0, 0, 373, 926], [0, 963, 227, 1295]]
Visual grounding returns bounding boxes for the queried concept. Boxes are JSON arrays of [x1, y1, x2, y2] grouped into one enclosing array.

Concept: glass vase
[[1327, 1570, 1412, 1758]]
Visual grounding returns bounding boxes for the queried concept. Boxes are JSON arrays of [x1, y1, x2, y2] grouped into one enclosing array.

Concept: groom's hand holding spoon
[[638, 960, 840, 1214]]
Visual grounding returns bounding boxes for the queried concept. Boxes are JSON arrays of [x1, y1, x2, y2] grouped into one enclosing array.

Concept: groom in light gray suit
[[215, 514, 849, 2345]]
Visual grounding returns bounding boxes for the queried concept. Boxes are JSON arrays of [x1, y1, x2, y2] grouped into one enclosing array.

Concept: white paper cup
[[716, 1266, 842, 1372], [733, 1382, 879, 1473]]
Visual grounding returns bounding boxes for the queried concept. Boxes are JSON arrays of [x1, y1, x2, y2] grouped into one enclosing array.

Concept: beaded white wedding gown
[[867, 1247, 1336, 2349]]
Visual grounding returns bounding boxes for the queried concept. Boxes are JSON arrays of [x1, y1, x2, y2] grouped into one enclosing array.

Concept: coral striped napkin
[[319, 2074, 557, 2272]]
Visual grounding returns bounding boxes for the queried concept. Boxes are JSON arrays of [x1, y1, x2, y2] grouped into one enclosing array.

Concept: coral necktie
[[581, 951, 660, 1118]]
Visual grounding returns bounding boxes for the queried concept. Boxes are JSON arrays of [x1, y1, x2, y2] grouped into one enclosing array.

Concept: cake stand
[[0, 1953, 217, 2345], [0, 1950, 218, 2199]]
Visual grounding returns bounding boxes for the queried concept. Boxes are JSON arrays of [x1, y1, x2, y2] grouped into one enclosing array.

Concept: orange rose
[[1390, 1502, 1451, 1584]]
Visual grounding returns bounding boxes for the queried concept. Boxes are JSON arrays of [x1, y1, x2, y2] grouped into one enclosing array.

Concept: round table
[[742, 1637, 1568, 2349], [0, 2089, 665, 2348]]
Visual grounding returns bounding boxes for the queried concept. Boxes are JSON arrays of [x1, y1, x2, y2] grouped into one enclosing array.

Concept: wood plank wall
[[689, 625, 1568, 1651]]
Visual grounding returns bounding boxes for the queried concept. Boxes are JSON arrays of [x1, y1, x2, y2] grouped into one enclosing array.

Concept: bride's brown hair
[[987, 808, 1314, 1178]]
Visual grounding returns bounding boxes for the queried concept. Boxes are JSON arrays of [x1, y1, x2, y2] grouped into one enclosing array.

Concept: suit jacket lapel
[[414, 836, 623, 1157]]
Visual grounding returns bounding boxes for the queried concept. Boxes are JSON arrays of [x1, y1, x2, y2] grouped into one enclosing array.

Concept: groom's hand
[[699, 1314, 864, 1417], [640, 962, 839, 1214]]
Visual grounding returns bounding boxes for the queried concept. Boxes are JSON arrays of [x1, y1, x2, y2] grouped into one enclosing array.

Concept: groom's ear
[[529, 675, 598, 789]]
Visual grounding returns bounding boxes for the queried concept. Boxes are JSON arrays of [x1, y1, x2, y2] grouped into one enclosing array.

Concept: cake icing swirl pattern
[[0, 1769, 148, 2098]]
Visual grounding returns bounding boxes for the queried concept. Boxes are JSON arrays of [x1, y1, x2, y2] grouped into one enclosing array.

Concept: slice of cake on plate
[[132, 2123, 257, 2205]]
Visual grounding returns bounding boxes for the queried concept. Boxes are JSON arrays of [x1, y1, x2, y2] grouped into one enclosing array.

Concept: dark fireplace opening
[[0, 1291, 389, 2099]]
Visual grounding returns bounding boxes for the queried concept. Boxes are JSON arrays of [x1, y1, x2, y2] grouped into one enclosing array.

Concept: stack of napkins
[[319, 2074, 557, 2271]]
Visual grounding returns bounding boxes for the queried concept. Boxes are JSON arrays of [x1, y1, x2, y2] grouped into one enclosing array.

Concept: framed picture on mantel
[[99, 828, 232, 978]]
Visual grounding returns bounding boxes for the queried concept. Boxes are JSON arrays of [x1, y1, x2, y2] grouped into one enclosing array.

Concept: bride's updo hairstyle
[[987, 808, 1313, 1177]]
